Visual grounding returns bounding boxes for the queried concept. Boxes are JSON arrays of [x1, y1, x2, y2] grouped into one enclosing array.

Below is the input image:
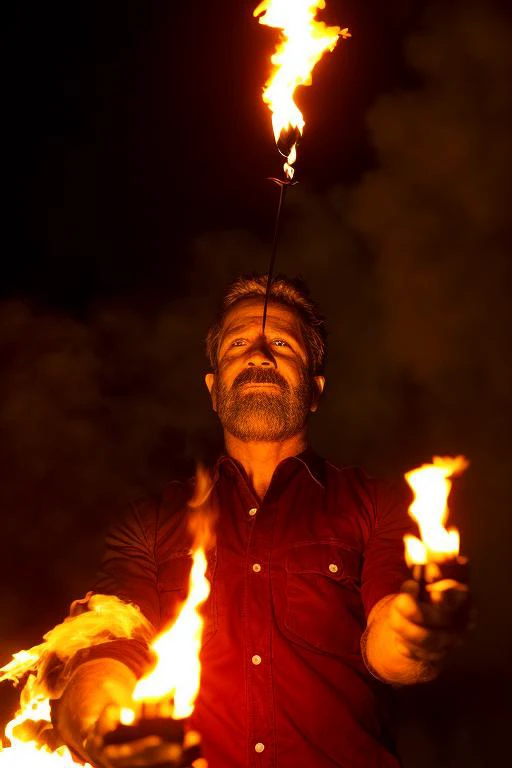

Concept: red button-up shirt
[[89, 450, 412, 768]]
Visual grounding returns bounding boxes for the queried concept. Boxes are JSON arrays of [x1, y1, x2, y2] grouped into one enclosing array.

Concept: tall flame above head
[[254, 0, 349, 179], [404, 456, 469, 566], [132, 466, 216, 719]]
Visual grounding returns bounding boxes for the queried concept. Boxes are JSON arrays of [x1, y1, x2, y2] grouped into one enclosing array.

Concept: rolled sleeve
[[93, 499, 162, 629], [68, 498, 164, 676], [62, 638, 152, 679], [360, 479, 414, 618]]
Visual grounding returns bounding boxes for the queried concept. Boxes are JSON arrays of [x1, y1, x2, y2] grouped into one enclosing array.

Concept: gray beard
[[214, 367, 314, 442]]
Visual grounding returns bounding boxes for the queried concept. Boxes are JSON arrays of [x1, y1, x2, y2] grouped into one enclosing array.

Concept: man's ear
[[310, 375, 325, 413], [205, 372, 217, 411]]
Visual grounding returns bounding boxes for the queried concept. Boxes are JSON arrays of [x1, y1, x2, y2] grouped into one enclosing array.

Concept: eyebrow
[[221, 318, 301, 340]]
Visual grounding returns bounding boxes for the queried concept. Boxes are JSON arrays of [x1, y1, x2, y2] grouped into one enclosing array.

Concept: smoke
[[347, 3, 512, 765], [0, 297, 214, 651], [347, 0, 512, 672], [351, 0, 511, 401]]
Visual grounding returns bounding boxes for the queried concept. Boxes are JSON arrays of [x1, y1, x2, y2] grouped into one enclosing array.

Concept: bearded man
[[55, 275, 471, 768]]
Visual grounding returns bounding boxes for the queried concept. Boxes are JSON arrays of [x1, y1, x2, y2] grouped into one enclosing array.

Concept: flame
[[132, 547, 210, 718], [0, 674, 89, 766], [404, 456, 469, 566], [0, 467, 216, 762], [254, 0, 349, 179], [0, 595, 152, 765], [0, 740, 88, 767], [130, 466, 216, 719]]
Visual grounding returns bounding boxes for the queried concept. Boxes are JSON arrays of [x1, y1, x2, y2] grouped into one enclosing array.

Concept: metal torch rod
[[262, 180, 288, 333]]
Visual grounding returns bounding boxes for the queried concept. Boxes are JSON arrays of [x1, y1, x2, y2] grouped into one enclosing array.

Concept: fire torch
[[403, 456, 470, 623], [253, 0, 350, 328], [100, 539, 209, 766]]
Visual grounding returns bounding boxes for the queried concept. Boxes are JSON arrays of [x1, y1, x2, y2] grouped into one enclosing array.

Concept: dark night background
[[1, 1, 511, 765]]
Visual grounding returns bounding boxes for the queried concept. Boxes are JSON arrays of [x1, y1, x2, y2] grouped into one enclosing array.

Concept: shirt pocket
[[275, 541, 364, 657], [157, 547, 218, 646]]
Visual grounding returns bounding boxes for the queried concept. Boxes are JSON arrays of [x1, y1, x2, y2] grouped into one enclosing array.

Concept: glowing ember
[[404, 456, 469, 566], [130, 468, 215, 720], [0, 595, 151, 765], [254, 0, 349, 179]]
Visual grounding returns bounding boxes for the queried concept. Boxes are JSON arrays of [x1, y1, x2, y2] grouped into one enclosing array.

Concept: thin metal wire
[[262, 180, 288, 332]]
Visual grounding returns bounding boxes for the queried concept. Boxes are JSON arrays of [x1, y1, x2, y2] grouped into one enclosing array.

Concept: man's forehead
[[221, 299, 302, 335]]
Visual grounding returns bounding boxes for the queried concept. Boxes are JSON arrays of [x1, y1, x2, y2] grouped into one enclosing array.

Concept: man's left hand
[[389, 580, 474, 668], [364, 580, 475, 684]]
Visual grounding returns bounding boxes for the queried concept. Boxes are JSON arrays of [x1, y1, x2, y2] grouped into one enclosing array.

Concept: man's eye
[[272, 339, 289, 347], [231, 339, 247, 347]]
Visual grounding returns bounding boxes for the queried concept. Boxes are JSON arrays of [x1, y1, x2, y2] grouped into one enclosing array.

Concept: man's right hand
[[56, 658, 204, 768], [83, 704, 202, 768]]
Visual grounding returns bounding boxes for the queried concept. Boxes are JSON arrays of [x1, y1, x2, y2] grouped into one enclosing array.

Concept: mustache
[[232, 367, 289, 391]]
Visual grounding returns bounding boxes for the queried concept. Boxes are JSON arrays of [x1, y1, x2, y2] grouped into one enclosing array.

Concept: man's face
[[205, 299, 325, 442]]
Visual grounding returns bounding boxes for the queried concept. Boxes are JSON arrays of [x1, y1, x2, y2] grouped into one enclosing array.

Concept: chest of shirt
[[155, 469, 372, 652]]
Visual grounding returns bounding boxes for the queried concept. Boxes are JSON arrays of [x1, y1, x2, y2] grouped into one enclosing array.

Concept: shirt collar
[[213, 446, 326, 490]]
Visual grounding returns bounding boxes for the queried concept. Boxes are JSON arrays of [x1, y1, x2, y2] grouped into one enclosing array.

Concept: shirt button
[[252, 654, 262, 665], [255, 743, 265, 753], [248, 507, 258, 517], [329, 563, 339, 574], [252, 563, 262, 573]]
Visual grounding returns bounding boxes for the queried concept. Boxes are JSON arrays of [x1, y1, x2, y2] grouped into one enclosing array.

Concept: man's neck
[[224, 431, 308, 501]]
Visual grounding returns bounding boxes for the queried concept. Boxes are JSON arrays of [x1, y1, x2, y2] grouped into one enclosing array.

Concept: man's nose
[[247, 336, 276, 367]]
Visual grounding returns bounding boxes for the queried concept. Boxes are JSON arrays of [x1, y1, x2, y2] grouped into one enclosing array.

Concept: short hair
[[206, 274, 327, 374]]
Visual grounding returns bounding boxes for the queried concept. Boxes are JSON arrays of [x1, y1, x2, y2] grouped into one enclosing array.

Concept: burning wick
[[253, 0, 349, 181], [404, 456, 470, 604]]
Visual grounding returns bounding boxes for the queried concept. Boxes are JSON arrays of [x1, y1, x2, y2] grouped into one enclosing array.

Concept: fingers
[[393, 617, 461, 657], [390, 593, 465, 663], [84, 703, 194, 768], [101, 736, 183, 767], [86, 731, 187, 768], [396, 586, 472, 630], [428, 580, 469, 609], [393, 592, 425, 625]]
